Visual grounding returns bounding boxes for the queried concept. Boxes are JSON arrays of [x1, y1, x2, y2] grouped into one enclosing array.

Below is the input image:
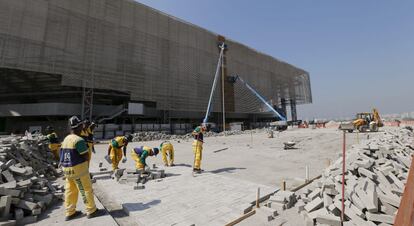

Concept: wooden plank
[[225, 210, 256, 226], [394, 156, 414, 225]]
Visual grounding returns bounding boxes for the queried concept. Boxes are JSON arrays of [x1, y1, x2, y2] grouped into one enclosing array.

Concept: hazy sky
[[136, 0, 414, 120]]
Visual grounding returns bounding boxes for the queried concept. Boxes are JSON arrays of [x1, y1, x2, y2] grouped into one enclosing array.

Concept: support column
[[290, 100, 297, 122], [281, 98, 287, 118]]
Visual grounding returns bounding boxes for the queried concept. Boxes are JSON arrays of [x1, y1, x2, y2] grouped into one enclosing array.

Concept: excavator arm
[[373, 108, 383, 127]]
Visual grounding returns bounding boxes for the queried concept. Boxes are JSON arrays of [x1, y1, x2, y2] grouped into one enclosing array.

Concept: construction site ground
[[31, 127, 380, 225]]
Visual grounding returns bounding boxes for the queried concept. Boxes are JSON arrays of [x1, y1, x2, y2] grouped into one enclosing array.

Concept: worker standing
[[46, 126, 61, 160], [160, 141, 174, 167], [192, 124, 207, 173], [60, 116, 103, 220], [106, 134, 132, 171], [131, 146, 159, 170]]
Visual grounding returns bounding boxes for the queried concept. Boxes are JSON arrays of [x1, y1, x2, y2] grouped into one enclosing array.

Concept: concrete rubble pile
[[131, 129, 263, 142], [296, 128, 413, 226], [0, 134, 63, 225]]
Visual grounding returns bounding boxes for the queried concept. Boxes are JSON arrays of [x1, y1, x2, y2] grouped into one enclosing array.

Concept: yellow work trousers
[[63, 162, 97, 216], [49, 143, 61, 160], [131, 150, 145, 170], [192, 140, 203, 170], [161, 144, 174, 166], [110, 146, 123, 171]]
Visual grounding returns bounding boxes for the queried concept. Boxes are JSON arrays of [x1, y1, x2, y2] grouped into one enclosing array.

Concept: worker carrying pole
[[192, 124, 207, 174], [59, 116, 104, 220]]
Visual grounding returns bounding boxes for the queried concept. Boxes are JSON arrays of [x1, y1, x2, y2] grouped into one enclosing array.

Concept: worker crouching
[[160, 141, 174, 167], [192, 124, 207, 173], [131, 146, 159, 171], [106, 134, 132, 171], [60, 116, 103, 220]]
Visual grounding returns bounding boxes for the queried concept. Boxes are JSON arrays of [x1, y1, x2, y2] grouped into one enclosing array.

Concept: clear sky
[[136, 0, 414, 120]]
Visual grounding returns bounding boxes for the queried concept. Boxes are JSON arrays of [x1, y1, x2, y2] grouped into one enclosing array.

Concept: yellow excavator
[[340, 108, 383, 132]]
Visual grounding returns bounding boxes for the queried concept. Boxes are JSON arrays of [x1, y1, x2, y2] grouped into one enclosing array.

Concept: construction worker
[[160, 141, 174, 167], [192, 124, 207, 173], [46, 126, 61, 160], [131, 146, 159, 170], [106, 134, 132, 171], [60, 116, 103, 220]]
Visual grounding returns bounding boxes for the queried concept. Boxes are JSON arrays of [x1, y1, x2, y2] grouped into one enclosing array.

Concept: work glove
[[92, 147, 96, 154], [122, 157, 127, 163], [104, 155, 112, 164]]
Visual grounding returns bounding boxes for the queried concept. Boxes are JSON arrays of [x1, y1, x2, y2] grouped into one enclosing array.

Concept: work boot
[[65, 211, 82, 221], [87, 209, 105, 219]]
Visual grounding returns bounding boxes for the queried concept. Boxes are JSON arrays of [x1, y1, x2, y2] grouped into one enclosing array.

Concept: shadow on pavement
[[210, 167, 246, 174], [121, 199, 161, 213]]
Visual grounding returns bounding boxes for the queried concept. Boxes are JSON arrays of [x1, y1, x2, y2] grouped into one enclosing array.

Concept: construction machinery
[[202, 43, 287, 131], [339, 108, 383, 132]]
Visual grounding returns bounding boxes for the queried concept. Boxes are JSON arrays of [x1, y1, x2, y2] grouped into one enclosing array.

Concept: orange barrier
[[394, 155, 414, 226]]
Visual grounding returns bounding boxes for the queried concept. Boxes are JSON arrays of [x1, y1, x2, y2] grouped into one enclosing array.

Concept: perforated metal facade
[[0, 0, 311, 115]]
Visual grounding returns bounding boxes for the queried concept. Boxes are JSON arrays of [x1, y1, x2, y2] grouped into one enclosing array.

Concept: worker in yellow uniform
[[46, 126, 61, 160], [131, 146, 159, 170], [160, 141, 174, 167], [192, 124, 207, 173], [60, 116, 104, 221], [80, 120, 96, 166], [106, 134, 132, 171]]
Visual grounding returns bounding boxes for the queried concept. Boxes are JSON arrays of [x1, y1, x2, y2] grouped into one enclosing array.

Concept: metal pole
[[203, 45, 224, 124], [341, 130, 346, 222], [221, 51, 226, 134]]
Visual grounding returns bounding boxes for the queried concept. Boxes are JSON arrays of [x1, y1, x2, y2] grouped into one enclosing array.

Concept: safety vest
[[133, 146, 151, 156], [193, 126, 204, 142], [60, 134, 88, 167], [47, 132, 59, 144], [111, 136, 127, 149]]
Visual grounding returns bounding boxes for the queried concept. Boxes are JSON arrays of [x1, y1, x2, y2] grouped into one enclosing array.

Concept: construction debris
[[0, 134, 63, 224], [131, 129, 263, 142], [292, 127, 413, 225]]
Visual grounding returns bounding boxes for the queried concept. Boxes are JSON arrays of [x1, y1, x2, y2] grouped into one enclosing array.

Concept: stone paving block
[[0, 196, 11, 218], [366, 212, 394, 224], [316, 213, 341, 226], [0, 220, 16, 226], [1, 171, 15, 182], [16, 200, 38, 211], [8, 166, 26, 175], [308, 188, 321, 200], [0, 188, 21, 197], [304, 197, 323, 213]]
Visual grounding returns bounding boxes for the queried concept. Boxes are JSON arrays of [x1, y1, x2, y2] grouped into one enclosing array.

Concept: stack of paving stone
[[296, 128, 414, 226], [265, 190, 297, 211], [0, 134, 63, 225], [114, 167, 166, 189]]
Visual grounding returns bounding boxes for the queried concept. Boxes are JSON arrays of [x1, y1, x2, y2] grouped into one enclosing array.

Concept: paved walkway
[[93, 165, 278, 226], [28, 192, 117, 226]]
